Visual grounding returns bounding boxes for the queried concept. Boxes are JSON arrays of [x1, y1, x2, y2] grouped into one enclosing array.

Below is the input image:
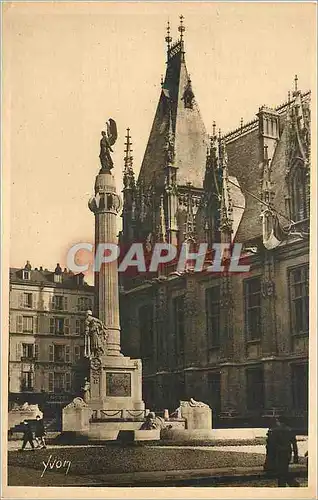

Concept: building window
[[54, 373, 65, 393], [75, 318, 85, 335], [52, 295, 67, 311], [65, 372, 71, 392], [139, 304, 154, 359], [22, 316, 34, 333], [77, 297, 93, 312], [206, 286, 220, 348], [49, 344, 65, 362], [289, 265, 309, 335], [291, 363, 308, 411], [74, 345, 81, 361], [22, 293, 33, 308], [21, 371, 34, 391], [244, 277, 262, 341], [22, 343, 34, 360], [173, 295, 185, 356], [246, 366, 265, 411], [65, 345, 71, 363], [50, 317, 70, 335], [22, 270, 30, 280], [54, 274, 62, 284], [291, 165, 308, 222], [48, 372, 54, 392]]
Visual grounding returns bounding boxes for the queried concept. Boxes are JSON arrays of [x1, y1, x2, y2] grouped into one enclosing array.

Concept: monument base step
[[161, 428, 215, 441]]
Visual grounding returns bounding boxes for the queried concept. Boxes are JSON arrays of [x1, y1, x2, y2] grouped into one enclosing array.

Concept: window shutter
[[34, 344, 39, 360], [48, 372, 54, 392], [49, 318, 55, 334], [65, 372, 71, 391], [64, 318, 70, 335], [74, 345, 80, 361], [51, 296, 56, 310], [33, 316, 38, 333], [16, 342, 22, 360], [65, 345, 70, 363], [77, 297, 81, 311], [19, 293, 24, 308], [16, 315, 23, 333], [49, 344, 54, 362], [64, 297, 68, 311], [75, 319, 80, 335]]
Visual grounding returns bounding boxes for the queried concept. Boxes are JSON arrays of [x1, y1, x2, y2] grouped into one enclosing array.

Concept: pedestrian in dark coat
[[21, 420, 35, 451], [264, 415, 299, 487], [34, 415, 46, 449]]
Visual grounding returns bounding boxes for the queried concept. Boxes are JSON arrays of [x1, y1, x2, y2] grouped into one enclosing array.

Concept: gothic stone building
[[119, 21, 310, 426], [9, 262, 94, 409]]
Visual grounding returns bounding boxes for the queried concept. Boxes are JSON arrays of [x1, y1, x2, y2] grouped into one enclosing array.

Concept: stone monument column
[[84, 118, 145, 413], [89, 170, 121, 356]]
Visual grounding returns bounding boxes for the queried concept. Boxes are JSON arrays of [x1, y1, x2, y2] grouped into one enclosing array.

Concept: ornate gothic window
[[290, 163, 308, 222]]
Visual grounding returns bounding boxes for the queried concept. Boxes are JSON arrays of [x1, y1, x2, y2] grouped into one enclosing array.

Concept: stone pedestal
[[8, 404, 43, 430], [161, 402, 214, 441], [62, 399, 92, 432], [181, 405, 212, 430], [89, 356, 144, 411]]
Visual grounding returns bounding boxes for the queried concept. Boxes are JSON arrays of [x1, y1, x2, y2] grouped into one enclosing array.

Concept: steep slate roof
[[138, 40, 208, 189], [224, 91, 310, 243], [10, 266, 93, 291]]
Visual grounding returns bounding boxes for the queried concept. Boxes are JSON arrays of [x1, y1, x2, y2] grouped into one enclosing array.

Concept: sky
[[3, 1, 316, 280]]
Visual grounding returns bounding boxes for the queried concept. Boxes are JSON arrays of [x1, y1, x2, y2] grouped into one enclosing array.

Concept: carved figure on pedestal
[[81, 377, 91, 403], [99, 118, 118, 172], [84, 310, 108, 358]]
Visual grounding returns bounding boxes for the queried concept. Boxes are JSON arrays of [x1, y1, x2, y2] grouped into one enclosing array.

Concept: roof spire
[[123, 128, 135, 190], [212, 121, 216, 138], [178, 14, 185, 43], [294, 74, 298, 92], [165, 20, 172, 51]]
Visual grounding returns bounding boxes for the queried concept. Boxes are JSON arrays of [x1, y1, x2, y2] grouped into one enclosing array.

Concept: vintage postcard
[[1, 1, 317, 499]]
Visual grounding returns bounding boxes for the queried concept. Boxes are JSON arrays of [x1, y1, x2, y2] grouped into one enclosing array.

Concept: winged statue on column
[[99, 118, 118, 172]]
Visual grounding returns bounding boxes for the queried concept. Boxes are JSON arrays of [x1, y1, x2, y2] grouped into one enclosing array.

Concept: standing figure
[[82, 377, 91, 403], [264, 415, 299, 487], [34, 415, 46, 449], [20, 420, 35, 451], [99, 119, 118, 172], [84, 310, 108, 358]]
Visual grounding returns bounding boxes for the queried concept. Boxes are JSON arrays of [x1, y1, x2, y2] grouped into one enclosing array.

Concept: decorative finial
[[240, 117, 243, 131], [161, 75, 164, 87], [178, 14, 185, 42], [218, 128, 221, 140], [165, 20, 172, 50], [123, 128, 135, 190], [294, 74, 298, 92], [212, 121, 216, 137], [288, 91, 291, 103], [264, 144, 268, 161], [124, 127, 133, 160]]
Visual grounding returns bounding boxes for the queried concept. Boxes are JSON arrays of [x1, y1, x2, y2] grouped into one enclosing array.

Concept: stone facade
[[120, 22, 310, 425], [9, 262, 94, 405]]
